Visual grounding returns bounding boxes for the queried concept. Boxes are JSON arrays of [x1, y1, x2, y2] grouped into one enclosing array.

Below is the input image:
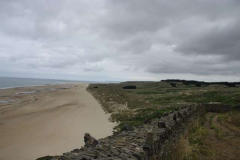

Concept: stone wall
[[204, 104, 233, 113], [37, 105, 205, 160]]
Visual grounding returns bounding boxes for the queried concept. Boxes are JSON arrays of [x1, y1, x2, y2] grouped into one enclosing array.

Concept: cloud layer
[[0, 0, 239, 81]]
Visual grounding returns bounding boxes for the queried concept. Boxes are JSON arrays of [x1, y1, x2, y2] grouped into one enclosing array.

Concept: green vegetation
[[182, 121, 213, 159], [178, 111, 240, 160], [223, 110, 240, 128], [88, 81, 240, 131], [112, 106, 178, 131], [88, 80, 240, 159], [88, 81, 240, 113]]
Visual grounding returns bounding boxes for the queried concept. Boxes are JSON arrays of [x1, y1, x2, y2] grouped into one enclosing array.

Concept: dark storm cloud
[[0, 0, 240, 81], [102, 0, 239, 38], [176, 19, 240, 61], [100, 0, 240, 76]]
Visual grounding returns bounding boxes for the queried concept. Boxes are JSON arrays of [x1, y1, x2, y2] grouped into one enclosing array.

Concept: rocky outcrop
[[84, 133, 99, 147], [37, 105, 202, 160]]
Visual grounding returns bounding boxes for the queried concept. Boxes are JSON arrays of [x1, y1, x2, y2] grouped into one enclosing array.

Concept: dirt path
[[0, 84, 115, 160], [205, 112, 240, 160]]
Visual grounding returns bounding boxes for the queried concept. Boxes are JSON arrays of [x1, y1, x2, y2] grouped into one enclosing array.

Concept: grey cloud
[[0, 0, 103, 40], [100, 0, 240, 76], [102, 0, 240, 38], [176, 19, 240, 61], [0, 0, 240, 81], [148, 59, 240, 75]]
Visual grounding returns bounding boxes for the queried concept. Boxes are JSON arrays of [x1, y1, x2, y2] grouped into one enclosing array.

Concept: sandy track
[[0, 83, 115, 160]]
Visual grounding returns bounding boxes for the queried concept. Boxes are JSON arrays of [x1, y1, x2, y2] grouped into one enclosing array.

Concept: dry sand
[[0, 83, 115, 160]]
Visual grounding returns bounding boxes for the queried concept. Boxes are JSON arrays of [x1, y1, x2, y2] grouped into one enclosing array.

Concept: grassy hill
[[88, 80, 240, 160]]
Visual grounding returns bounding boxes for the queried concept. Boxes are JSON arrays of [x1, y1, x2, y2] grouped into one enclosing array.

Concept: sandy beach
[[0, 83, 115, 160]]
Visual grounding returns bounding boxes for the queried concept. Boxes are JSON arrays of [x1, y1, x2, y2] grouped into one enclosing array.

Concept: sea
[[0, 77, 78, 89]]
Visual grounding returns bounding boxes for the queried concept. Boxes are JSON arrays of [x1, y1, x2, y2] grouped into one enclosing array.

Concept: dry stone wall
[[37, 105, 204, 160]]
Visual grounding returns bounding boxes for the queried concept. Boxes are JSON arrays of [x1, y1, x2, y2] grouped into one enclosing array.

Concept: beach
[[0, 83, 115, 160]]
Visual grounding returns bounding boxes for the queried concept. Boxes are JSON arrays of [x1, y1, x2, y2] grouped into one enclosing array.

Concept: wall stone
[[37, 105, 204, 160], [204, 104, 232, 112]]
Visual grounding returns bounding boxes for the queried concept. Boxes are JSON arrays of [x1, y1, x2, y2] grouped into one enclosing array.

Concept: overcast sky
[[0, 0, 240, 81]]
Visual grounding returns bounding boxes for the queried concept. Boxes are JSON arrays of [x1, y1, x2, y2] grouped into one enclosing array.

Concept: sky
[[0, 0, 240, 82]]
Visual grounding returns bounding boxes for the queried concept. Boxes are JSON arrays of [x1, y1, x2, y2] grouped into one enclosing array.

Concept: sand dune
[[0, 83, 115, 160]]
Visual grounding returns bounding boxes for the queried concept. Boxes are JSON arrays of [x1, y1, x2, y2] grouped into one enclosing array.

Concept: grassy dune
[[88, 81, 240, 110], [88, 80, 240, 159], [173, 110, 240, 160], [88, 81, 240, 129]]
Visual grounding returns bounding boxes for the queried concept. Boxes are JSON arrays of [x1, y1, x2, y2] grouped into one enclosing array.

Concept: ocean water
[[0, 77, 76, 89]]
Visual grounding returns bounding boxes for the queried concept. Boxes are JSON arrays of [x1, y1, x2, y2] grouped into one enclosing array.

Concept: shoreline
[[0, 83, 115, 160], [0, 82, 84, 90], [0, 84, 53, 90]]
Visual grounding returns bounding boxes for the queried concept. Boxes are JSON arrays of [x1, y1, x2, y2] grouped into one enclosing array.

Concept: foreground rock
[[84, 133, 98, 147], [37, 105, 200, 160]]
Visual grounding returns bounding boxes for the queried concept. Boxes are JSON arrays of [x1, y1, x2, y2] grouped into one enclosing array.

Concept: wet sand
[[0, 83, 115, 160]]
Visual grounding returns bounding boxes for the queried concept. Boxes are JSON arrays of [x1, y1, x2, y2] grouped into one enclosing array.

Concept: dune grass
[[88, 81, 240, 159]]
